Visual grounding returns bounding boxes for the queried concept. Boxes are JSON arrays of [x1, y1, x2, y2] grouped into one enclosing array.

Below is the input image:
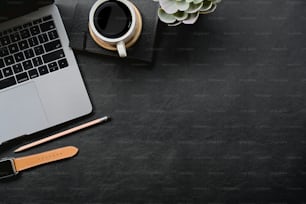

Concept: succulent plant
[[154, 0, 221, 26]]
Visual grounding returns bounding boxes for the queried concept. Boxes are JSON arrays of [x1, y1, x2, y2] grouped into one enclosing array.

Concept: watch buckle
[[0, 158, 18, 180]]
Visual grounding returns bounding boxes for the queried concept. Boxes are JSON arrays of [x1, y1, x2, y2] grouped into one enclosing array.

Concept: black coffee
[[94, 0, 132, 38]]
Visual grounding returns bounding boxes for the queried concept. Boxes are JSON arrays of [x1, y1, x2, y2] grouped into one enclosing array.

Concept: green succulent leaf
[[173, 11, 189, 20], [186, 2, 203, 13], [200, 1, 212, 11], [176, 0, 190, 11], [183, 12, 200, 24], [193, 0, 203, 4], [168, 21, 182, 26], [154, 0, 221, 26], [159, 0, 178, 14], [200, 3, 216, 14], [158, 8, 177, 23]]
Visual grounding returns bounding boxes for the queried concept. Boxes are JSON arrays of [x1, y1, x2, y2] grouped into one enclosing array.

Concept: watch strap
[[13, 146, 78, 172]]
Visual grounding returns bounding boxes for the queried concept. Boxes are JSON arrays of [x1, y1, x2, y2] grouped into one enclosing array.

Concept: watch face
[[0, 160, 16, 179]]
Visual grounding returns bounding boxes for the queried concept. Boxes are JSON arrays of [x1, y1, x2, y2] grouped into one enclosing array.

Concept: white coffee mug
[[89, 0, 142, 57]]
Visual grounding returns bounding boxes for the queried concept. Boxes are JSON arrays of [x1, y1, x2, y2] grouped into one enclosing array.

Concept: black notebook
[[68, 0, 159, 62]]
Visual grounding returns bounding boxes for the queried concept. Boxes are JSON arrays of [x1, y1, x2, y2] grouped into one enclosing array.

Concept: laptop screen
[[0, 0, 53, 23]]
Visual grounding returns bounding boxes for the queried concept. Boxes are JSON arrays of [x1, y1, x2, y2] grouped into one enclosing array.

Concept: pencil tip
[[100, 116, 111, 122], [14, 147, 25, 153]]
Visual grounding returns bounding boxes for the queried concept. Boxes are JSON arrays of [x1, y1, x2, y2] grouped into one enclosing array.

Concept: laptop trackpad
[[0, 82, 48, 143]]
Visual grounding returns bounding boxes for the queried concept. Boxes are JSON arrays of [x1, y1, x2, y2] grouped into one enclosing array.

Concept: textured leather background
[[1, 0, 306, 203]]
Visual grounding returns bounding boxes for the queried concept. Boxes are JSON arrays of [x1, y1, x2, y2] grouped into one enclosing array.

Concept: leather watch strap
[[13, 146, 78, 172]]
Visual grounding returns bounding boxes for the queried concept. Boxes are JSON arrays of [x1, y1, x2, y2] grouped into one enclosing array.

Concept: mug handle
[[116, 41, 127, 58]]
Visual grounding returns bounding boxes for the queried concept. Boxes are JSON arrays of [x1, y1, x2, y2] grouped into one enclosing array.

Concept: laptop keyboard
[[0, 15, 69, 90]]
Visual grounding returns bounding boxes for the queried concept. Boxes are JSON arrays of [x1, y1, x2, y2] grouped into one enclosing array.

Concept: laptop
[[0, 0, 93, 144]]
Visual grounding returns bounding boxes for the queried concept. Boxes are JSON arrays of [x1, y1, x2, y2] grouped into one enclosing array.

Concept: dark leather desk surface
[[1, 0, 306, 203]]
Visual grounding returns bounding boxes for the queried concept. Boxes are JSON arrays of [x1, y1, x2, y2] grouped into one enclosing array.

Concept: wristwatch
[[0, 146, 78, 179]]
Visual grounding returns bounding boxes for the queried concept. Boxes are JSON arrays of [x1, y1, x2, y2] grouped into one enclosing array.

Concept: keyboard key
[[18, 40, 29, 50], [28, 69, 39, 79], [43, 15, 53, 21], [58, 58, 68, 69], [38, 65, 48, 75], [48, 62, 58, 72], [13, 26, 19, 32], [33, 18, 42, 25], [14, 25, 23, 31], [23, 22, 32, 28], [0, 76, 16, 90], [20, 29, 31, 39], [3, 67, 13, 77], [44, 39, 62, 52], [0, 70, 3, 79], [0, 59, 4, 68], [38, 33, 48, 43], [40, 21, 55, 32], [32, 56, 43, 67], [30, 25, 40, 36], [12, 64, 23, 74], [28, 36, 39, 47], [10, 32, 20, 42], [4, 56, 14, 66], [0, 47, 9, 57], [48, 30, 58, 40], [8, 43, 19, 54], [23, 60, 33, 70], [34, 45, 44, 55], [24, 48, 35, 59], [16, 72, 29, 83], [0, 36, 10, 46], [42, 49, 65, 63], [14, 52, 25, 62]]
